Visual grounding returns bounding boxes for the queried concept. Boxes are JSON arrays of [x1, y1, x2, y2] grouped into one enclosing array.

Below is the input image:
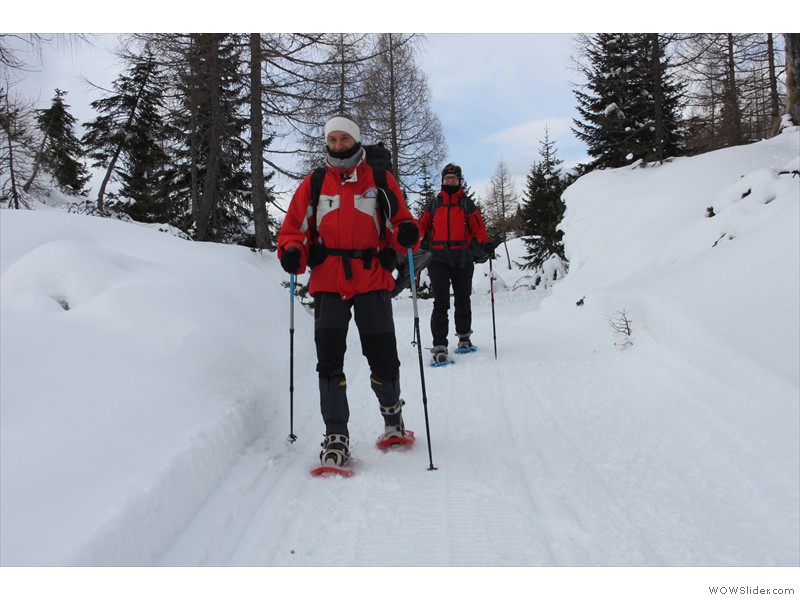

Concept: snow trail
[[156, 289, 798, 566]]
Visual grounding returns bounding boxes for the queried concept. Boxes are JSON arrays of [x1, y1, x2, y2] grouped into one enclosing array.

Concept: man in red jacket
[[278, 115, 420, 468], [418, 163, 491, 365]]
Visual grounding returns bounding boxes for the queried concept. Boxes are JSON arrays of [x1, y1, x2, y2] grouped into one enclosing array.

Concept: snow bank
[[0, 211, 291, 565], [558, 128, 800, 388]]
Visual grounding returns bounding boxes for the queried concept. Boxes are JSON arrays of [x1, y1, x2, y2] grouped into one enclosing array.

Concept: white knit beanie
[[324, 116, 361, 143]]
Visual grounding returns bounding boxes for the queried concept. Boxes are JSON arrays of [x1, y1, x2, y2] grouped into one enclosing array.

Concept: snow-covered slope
[[1, 129, 798, 595]]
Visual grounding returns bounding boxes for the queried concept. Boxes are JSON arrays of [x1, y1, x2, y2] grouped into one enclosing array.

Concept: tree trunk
[[250, 33, 271, 249], [387, 34, 400, 179], [724, 33, 743, 146], [22, 128, 49, 193], [648, 34, 666, 161], [194, 34, 223, 241], [784, 33, 800, 126], [767, 34, 781, 126], [1, 108, 21, 209]]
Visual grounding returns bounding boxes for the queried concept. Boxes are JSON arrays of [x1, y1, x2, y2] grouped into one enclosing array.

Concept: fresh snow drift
[[1, 130, 798, 577]]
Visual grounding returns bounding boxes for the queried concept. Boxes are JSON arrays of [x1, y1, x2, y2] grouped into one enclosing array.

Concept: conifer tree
[[172, 33, 251, 242], [110, 48, 174, 224], [519, 128, 566, 271], [573, 33, 685, 171], [24, 89, 89, 196], [414, 163, 437, 217], [132, 33, 277, 242], [82, 49, 170, 213]]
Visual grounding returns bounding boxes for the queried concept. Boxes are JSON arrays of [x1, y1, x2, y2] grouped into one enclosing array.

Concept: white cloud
[[483, 118, 572, 150], [421, 33, 577, 104]]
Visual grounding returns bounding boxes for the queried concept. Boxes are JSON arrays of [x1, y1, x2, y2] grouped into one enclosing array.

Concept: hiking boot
[[379, 398, 405, 436], [382, 423, 406, 440], [371, 376, 404, 428], [431, 344, 449, 365], [379, 398, 405, 426], [320, 433, 350, 467], [457, 331, 474, 350]]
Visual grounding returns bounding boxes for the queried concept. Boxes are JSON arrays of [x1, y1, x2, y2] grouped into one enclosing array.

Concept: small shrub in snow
[[609, 310, 634, 349]]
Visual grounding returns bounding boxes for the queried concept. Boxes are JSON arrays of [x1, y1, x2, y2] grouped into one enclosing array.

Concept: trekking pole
[[288, 273, 297, 443], [408, 247, 437, 471], [489, 256, 498, 359]]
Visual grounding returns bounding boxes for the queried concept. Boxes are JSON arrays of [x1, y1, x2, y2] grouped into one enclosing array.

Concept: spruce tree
[[25, 89, 89, 196], [171, 33, 252, 242], [113, 56, 173, 223], [573, 33, 685, 171], [519, 128, 566, 271], [82, 50, 171, 214], [414, 163, 437, 217], [634, 34, 685, 162]]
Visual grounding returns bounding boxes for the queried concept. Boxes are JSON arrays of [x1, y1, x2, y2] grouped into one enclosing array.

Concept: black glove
[[483, 242, 496, 259], [397, 221, 419, 248], [378, 246, 398, 271], [308, 244, 326, 268], [280, 246, 302, 274]]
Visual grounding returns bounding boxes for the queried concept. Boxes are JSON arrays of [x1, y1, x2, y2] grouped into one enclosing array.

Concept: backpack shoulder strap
[[372, 165, 396, 239], [372, 163, 388, 189], [423, 194, 442, 241], [461, 193, 477, 213], [308, 166, 327, 243], [460, 193, 477, 234], [425, 193, 442, 215]]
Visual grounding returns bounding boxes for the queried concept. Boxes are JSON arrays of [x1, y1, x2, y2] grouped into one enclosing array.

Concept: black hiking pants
[[314, 290, 401, 436], [428, 259, 474, 348]]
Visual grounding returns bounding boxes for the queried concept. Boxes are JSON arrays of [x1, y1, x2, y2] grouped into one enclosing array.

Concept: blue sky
[[420, 33, 587, 200]]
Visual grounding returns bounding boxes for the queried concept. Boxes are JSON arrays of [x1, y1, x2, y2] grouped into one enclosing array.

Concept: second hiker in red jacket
[[418, 163, 491, 365], [278, 115, 420, 468]]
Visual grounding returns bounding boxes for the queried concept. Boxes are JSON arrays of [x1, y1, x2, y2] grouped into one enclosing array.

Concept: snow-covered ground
[[1, 128, 798, 597]]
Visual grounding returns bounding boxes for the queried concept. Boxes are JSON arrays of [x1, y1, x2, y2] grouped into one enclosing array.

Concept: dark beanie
[[441, 163, 462, 184]]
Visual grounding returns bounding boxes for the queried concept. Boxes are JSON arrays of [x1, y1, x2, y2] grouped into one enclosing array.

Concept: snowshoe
[[311, 434, 353, 477], [430, 345, 451, 367], [455, 332, 477, 353], [376, 428, 415, 450], [431, 357, 454, 367], [310, 464, 355, 477]]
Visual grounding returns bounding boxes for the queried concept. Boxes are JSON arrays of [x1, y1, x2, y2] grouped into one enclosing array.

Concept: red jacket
[[278, 155, 420, 299], [418, 188, 489, 255]]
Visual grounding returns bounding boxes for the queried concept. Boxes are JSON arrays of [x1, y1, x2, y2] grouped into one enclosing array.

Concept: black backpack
[[308, 143, 397, 244]]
